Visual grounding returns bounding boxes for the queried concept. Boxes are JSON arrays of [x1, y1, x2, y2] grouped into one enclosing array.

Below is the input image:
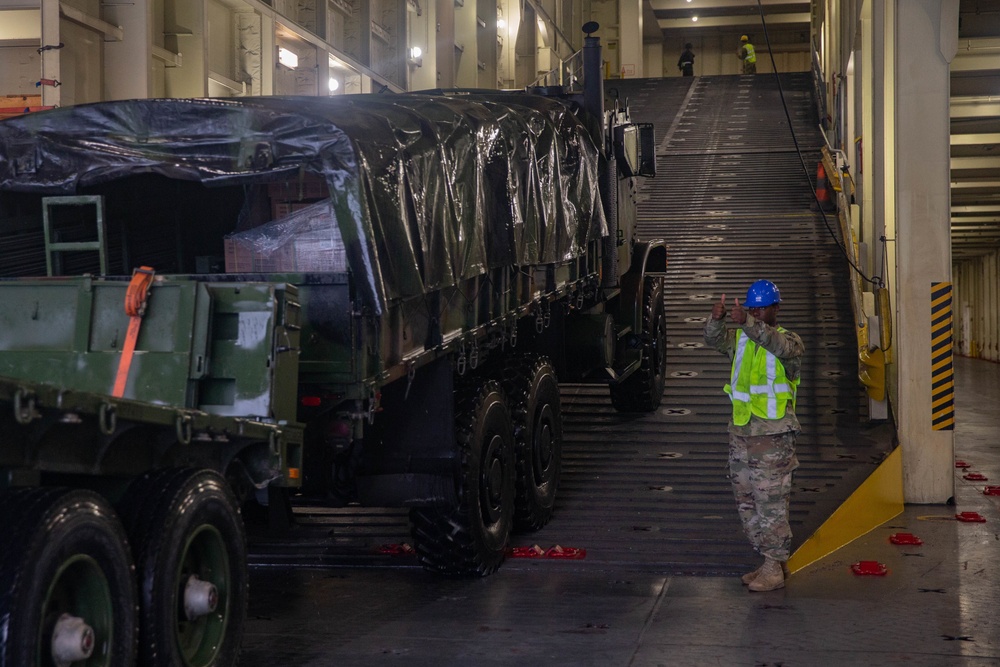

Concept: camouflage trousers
[[728, 432, 798, 561]]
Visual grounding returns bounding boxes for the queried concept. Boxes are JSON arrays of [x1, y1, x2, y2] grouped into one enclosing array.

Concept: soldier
[[678, 43, 695, 77], [738, 35, 757, 74], [704, 280, 803, 591]]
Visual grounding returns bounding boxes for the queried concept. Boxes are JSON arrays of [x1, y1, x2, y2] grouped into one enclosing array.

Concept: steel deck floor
[[243, 355, 999, 665], [241, 75, 999, 664]]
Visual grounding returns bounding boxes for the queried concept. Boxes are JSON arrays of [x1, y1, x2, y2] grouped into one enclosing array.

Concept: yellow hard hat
[[740, 35, 748, 41]]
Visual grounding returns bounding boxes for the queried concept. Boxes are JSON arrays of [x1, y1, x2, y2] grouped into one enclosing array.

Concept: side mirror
[[614, 124, 639, 177], [614, 123, 656, 178]]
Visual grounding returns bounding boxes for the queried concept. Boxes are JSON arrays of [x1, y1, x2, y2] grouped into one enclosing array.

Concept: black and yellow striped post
[[930, 282, 954, 430]]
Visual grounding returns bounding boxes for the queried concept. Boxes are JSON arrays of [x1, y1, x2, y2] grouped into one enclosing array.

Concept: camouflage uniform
[[705, 314, 804, 561]]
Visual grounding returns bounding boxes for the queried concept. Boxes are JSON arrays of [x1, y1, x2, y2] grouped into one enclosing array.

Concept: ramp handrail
[[528, 48, 584, 90]]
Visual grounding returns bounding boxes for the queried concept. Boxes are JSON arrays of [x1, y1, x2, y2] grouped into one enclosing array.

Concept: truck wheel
[[410, 379, 515, 575], [610, 276, 667, 412], [0, 488, 137, 667], [501, 355, 562, 532], [119, 469, 247, 667]]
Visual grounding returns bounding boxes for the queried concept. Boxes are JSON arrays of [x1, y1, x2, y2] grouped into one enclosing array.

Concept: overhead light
[[497, 18, 506, 29], [278, 47, 298, 69], [409, 46, 422, 59], [329, 77, 340, 92], [692, 16, 698, 22]]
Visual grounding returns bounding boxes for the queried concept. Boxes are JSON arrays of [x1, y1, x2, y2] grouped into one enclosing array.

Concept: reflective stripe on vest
[[744, 44, 756, 63], [723, 328, 798, 425]]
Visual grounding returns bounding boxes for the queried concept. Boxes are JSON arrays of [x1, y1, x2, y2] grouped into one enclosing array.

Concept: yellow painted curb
[[787, 446, 904, 575]]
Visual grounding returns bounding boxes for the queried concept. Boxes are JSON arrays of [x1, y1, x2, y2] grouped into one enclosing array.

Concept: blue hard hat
[[744, 279, 781, 307]]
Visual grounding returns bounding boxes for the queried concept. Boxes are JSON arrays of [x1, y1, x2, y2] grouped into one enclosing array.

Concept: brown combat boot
[[740, 562, 765, 585], [747, 558, 785, 592]]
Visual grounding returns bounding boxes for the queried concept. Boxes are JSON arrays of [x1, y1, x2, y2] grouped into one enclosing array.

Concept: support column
[[618, 0, 641, 78], [40, 0, 60, 107], [893, 0, 958, 503], [859, 0, 875, 254], [436, 0, 455, 87], [104, 1, 152, 99], [644, 40, 663, 78], [260, 14, 274, 95]]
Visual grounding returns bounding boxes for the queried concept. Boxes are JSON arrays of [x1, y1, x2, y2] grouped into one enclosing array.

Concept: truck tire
[[0, 487, 137, 667], [119, 468, 247, 667], [610, 276, 667, 412], [410, 379, 515, 575], [500, 354, 562, 532]]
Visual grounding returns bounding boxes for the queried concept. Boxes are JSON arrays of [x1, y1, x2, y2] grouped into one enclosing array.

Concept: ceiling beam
[[649, 0, 807, 9], [951, 98, 1000, 119], [952, 234, 1000, 241], [950, 132, 1000, 145], [952, 204, 1000, 213], [657, 13, 809, 30], [951, 37, 1000, 64], [950, 156, 1000, 169], [951, 180, 1000, 189], [951, 51, 1000, 72], [949, 215, 1000, 223]]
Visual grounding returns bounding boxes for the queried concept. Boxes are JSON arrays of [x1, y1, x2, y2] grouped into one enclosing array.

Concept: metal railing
[[528, 48, 584, 91]]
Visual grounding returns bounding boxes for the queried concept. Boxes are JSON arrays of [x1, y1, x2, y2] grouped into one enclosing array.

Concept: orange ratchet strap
[[112, 266, 156, 398]]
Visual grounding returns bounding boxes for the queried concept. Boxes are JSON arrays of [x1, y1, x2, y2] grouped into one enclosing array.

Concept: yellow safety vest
[[724, 328, 798, 426], [743, 44, 756, 64]]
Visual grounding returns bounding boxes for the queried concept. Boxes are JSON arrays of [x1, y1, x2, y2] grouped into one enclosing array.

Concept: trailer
[[0, 30, 663, 666]]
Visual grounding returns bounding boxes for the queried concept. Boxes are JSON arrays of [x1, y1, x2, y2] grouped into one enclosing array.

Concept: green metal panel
[[0, 274, 302, 428], [0, 278, 210, 406], [269, 285, 302, 425], [0, 374, 304, 486], [294, 281, 358, 385], [200, 284, 285, 420], [0, 283, 82, 351]]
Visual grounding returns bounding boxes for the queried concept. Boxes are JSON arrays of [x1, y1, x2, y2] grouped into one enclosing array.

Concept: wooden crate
[[0, 95, 50, 120]]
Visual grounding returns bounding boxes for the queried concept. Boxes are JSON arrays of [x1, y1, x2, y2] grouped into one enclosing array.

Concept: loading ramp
[[249, 73, 895, 575]]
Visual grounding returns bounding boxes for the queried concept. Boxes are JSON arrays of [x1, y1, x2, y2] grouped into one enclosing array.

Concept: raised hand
[[729, 297, 747, 325], [711, 293, 727, 320]]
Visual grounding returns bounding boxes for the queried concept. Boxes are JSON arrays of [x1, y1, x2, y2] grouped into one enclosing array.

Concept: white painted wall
[[0, 46, 38, 95], [644, 40, 662, 78], [0, 9, 39, 39], [659, 34, 810, 78], [954, 250, 1000, 362], [618, 0, 641, 77]]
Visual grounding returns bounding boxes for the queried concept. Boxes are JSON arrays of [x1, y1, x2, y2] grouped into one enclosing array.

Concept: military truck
[[0, 29, 663, 666]]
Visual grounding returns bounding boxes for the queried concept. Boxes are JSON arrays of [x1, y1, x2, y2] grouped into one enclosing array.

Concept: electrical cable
[[753, 0, 885, 296]]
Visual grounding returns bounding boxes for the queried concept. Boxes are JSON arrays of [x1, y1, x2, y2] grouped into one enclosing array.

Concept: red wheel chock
[[377, 543, 415, 555], [507, 544, 587, 559], [851, 560, 888, 576]]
